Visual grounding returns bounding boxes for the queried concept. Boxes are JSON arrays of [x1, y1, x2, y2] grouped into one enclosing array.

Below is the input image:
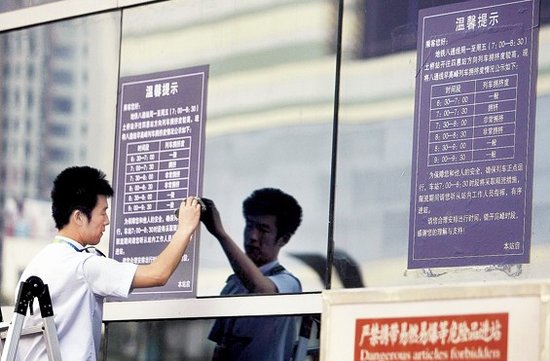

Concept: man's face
[[81, 195, 110, 246], [243, 214, 284, 267]]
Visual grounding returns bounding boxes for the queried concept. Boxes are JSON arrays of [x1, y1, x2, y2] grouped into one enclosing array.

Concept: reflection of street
[[2, 196, 56, 302], [2, 236, 51, 302], [3, 198, 55, 239]]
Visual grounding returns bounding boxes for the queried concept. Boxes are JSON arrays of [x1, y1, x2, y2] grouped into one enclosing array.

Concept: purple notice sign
[[409, 0, 539, 269], [110, 65, 208, 300]]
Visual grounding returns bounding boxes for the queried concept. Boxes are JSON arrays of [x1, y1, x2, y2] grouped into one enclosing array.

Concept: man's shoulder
[[264, 264, 287, 276], [265, 263, 302, 293]]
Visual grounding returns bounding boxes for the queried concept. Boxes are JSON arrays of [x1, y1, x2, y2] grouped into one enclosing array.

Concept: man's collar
[[54, 235, 85, 251], [259, 260, 279, 272]]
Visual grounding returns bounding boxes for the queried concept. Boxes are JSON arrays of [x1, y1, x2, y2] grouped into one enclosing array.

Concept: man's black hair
[[242, 188, 302, 239], [51, 166, 114, 229]]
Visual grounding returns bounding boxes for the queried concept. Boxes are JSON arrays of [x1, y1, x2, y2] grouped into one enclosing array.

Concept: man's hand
[[132, 197, 201, 289], [200, 198, 227, 239], [176, 197, 202, 235]]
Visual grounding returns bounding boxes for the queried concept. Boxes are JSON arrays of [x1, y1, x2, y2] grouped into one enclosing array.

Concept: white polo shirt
[[14, 237, 138, 361]]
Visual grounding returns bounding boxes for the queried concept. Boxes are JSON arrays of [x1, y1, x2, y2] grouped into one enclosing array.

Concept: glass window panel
[[105, 314, 321, 361], [0, 11, 121, 304], [120, 0, 338, 297], [335, 0, 550, 288]]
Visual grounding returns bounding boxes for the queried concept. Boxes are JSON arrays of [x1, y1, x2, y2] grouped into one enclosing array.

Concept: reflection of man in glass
[[201, 188, 303, 361]]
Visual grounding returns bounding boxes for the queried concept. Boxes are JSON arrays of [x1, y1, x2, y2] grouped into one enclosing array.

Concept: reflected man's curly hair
[[242, 188, 302, 239]]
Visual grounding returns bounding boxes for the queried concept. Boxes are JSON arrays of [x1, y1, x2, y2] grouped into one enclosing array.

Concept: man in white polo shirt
[[13, 166, 202, 361]]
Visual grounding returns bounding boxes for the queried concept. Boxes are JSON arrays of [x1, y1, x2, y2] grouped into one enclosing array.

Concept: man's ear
[[277, 234, 290, 247], [72, 210, 85, 225]]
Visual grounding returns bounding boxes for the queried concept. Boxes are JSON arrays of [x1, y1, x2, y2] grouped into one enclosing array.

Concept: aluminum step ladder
[[0, 276, 62, 361]]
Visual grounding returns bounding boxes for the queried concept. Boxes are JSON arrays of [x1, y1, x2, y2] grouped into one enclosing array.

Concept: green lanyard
[[53, 236, 82, 252]]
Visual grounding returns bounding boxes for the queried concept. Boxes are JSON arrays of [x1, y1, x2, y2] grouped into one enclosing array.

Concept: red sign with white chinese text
[[355, 313, 508, 361]]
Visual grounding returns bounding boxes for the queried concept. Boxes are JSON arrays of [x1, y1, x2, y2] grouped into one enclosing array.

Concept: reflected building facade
[[0, 15, 119, 300], [2, 23, 90, 200]]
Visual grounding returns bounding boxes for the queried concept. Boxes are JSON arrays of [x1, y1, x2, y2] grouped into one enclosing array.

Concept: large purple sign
[[409, 0, 539, 269], [110, 65, 208, 300]]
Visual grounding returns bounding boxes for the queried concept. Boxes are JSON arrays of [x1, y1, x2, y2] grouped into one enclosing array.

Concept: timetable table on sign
[[124, 136, 191, 214], [428, 74, 518, 166]]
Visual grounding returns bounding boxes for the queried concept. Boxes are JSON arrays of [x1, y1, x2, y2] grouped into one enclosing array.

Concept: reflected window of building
[[52, 97, 72, 113], [52, 70, 73, 85]]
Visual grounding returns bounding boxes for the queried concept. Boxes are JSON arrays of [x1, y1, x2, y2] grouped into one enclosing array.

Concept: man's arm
[[132, 197, 201, 288], [200, 198, 277, 294]]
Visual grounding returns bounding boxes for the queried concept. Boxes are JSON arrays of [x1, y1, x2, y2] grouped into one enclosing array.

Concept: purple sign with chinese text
[[110, 65, 208, 299], [409, 0, 538, 268]]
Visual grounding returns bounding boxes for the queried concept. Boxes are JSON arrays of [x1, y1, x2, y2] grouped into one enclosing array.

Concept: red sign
[[355, 313, 508, 361]]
